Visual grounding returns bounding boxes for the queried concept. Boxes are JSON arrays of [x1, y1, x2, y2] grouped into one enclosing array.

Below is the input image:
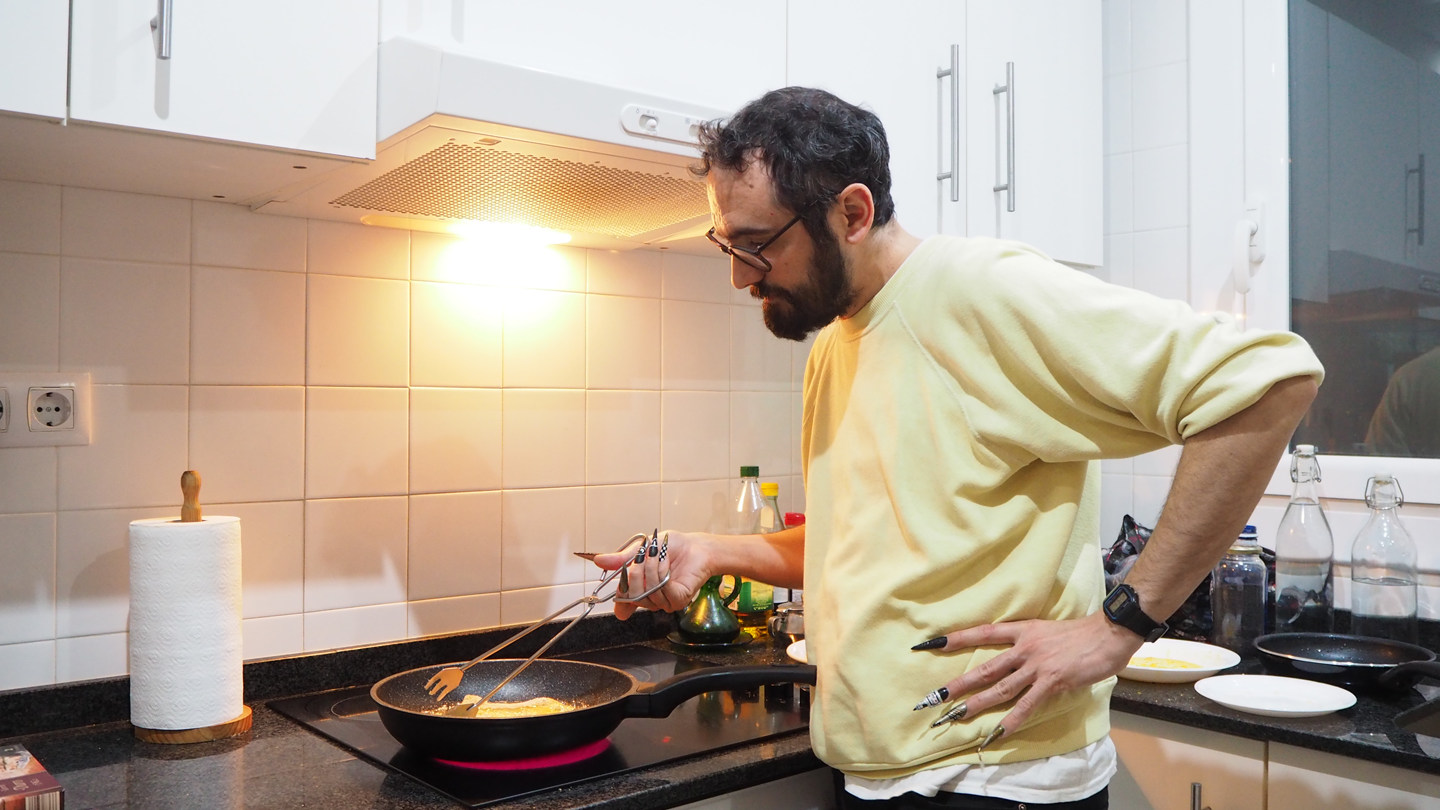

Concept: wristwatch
[[1102, 583, 1168, 643]]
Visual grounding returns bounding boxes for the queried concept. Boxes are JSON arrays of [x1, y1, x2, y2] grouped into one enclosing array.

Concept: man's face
[[707, 163, 856, 341]]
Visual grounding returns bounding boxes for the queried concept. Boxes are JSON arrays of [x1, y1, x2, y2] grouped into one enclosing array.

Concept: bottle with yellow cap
[[734, 481, 782, 637]]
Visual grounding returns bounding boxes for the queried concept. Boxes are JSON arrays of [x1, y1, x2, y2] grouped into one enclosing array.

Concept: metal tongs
[[424, 531, 670, 705]]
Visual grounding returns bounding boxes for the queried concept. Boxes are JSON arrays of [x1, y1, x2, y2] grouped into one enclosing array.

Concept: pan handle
[[1380, 660, 1440, 688], [623, 664, 817, 718]]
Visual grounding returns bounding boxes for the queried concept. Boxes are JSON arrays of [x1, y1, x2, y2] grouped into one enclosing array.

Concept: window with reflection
[[1291, 0, 1440, 457]]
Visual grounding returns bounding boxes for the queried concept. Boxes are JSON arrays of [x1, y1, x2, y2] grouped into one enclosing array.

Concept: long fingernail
[[929, 700, 968, 728], [979, 724, 1005, 750], [574, 552, 598, 560], [913, 687, 949, 711], [912, 636, 947, 651], [648, 540, 659, 558]]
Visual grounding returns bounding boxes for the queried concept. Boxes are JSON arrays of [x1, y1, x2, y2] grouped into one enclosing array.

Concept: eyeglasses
[[706, 200, 821, 273]]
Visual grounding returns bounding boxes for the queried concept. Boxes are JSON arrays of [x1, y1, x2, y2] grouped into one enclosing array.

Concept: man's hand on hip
[[915, 612, 1142, 738]]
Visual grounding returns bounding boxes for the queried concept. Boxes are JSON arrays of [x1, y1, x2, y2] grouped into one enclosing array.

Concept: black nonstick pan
[[1254, 633, 1440, 690], [371, 659, 816, 762]]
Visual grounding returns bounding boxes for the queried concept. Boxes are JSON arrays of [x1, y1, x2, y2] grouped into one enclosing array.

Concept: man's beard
[[750, 224, 856, 341]]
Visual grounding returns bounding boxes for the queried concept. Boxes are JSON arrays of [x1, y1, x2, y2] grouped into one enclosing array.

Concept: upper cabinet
[[966, 0, 1103, 268], [69, 0, 380, 160], [787, 0, 1102, 267], [787, 1, 967, 240], [379, 0, 786, 115], [0, 3, 70, 120]]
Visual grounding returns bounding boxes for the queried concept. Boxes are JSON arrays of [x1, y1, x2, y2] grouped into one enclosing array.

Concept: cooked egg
[[1130, 657, 1201, 669], [427, 695, 573, 718]]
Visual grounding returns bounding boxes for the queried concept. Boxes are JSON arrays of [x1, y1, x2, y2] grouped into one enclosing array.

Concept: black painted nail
[[648, 542, 659, 558], [911, 637, 947, 651]]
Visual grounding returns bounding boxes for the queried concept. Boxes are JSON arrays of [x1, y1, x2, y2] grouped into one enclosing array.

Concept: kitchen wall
[[1099, 0, 1440, 613], [0, 179, 807, 689]]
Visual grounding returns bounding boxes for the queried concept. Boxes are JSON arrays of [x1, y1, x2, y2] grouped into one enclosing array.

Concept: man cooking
[[590, 88, 1322, 809]]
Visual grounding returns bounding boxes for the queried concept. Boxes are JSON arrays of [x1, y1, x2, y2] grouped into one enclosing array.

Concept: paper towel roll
[[129, 516, 243, 730]]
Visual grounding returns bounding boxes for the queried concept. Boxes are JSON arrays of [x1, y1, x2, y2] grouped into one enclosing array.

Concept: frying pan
[[1254, 633, 1440, 690], [371, 658, 816, 762]]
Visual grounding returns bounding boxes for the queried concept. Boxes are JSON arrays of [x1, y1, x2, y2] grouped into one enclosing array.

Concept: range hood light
[[446, 220, 572, 246], [359, 214, 572, 247]]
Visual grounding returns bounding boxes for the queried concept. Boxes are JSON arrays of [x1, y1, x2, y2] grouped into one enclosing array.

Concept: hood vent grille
[[330, 141, 710, 238]]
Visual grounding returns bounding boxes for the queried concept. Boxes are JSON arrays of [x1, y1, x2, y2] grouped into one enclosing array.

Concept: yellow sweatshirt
[[801, 236, 1323, 777]]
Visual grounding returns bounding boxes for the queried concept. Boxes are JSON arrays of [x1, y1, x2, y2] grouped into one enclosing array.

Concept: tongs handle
[[459, 532, 671, 709]]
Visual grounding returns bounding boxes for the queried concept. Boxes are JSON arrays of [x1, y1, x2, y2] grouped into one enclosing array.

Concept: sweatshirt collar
[[835, 236, 940, 338]]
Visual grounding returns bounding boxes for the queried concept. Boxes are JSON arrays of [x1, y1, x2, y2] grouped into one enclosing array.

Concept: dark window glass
[[1290, 0, 1440, 457]]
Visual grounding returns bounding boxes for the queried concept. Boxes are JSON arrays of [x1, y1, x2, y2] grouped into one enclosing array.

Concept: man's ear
[[835, 182, 876, 245]]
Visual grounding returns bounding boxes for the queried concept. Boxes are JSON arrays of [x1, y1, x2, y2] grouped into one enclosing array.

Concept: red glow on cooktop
[[435, 739, 611, 771]]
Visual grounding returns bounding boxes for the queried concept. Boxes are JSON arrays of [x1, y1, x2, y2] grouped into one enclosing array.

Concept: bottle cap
[[784, 512, 806, 526], [1295, 444, 1317, 455], [1242, 525, 1257, 535], [761, 482, 779, 497], [740, 466, 759, 478]]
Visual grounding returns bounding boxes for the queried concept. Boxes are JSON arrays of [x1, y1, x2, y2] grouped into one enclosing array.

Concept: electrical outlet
[[28, 388, 75, 431], [0, 373, 91, 447]]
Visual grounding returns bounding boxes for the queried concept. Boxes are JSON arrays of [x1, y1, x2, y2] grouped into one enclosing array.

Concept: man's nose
[[731, 258, 764, 290]]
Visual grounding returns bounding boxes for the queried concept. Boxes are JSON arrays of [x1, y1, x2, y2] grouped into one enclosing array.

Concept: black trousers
[[832, 770, 1109, 810]]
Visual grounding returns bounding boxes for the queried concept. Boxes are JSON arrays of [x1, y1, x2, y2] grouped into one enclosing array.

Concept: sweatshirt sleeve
[[936, 240, 1323, 455]]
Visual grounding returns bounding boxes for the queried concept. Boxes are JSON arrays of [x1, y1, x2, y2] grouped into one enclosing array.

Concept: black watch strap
[[1103, 583, 1168, 643]]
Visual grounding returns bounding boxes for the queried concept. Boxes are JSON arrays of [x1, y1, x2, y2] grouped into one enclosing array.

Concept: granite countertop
[[1112, 656, 1440, 775], [7, 616, 1440, 809]]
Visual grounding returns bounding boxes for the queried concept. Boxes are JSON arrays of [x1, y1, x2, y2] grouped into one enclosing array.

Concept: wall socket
[[0, 373, 92, 447]]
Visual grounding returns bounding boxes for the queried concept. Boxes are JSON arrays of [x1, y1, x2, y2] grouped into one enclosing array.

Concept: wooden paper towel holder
[[133, 471, 254, 744]]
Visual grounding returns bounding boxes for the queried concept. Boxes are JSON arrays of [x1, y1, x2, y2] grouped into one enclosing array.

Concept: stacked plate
[[1119, 638, 1356, 718]]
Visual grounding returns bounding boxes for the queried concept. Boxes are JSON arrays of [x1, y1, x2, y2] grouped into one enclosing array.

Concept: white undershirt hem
[[843, 736, 1116, 804]]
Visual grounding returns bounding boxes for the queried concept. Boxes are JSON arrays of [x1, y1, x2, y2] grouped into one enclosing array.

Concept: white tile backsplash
[[410, 281, 502, 388], [1130, 0, 1187, 70], [503, 289, 586, 388], [1131, 62, 1188, 151], [0, 180, 801, 687], [588, 249, 662, 298], [60, 258, 190, 384], [191, 266, 306, 385], [307, 274, 410, 387], [192, 201, 306, 273], [60, 188, 189, 264], [308, 219, 409, 279], [0, 513, 56, 645], [304, 386, 409, 499], [0, 252, 59, 371], [1131, 145, 1188, 232], [409, 387, 501, 494], [303, 496, 408, 612], [57, 386, 188, 510], [0, 180, 61, 254], [189, 386, 306, 504], [408, 491, 502, 600], [586, 390, 661, 485], [502, 488, 586, 591]]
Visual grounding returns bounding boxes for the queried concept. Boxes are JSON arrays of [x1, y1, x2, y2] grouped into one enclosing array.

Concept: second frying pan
[[1254, 633, 1440, 690]]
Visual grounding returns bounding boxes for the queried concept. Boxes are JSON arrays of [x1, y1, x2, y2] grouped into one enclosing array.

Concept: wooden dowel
[[180, 470, 202, 523]]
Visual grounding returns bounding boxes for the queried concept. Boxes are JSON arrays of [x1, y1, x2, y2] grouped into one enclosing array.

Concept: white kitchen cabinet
[[0, 1, 70, 120], [1111, 713, 1265, 810], [786, 1, 966, 239], [69, 0, 379, 159], [379, 0, 785, 115], [1268, 743, 1440, 810], [965, 0, 1103, 268]]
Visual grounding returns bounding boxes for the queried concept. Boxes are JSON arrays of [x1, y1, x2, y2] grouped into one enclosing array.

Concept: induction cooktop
[[269, 645, 810, 808]]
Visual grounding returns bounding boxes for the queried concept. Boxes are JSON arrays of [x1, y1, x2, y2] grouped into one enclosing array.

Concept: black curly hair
[[694, 87, 896, 240]]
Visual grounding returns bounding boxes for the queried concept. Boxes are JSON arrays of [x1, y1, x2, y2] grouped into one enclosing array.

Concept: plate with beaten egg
[[1120, 638, 1242, 683]]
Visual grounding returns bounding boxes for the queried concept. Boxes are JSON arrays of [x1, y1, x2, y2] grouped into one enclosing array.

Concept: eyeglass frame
[[705, 197, 825, 273]]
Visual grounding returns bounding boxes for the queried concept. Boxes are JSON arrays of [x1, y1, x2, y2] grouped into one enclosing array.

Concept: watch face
[[1107, 588, 1133, 612]]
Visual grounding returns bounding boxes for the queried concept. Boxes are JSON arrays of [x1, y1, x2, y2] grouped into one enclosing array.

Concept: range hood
[[254, 39, 727, 251]]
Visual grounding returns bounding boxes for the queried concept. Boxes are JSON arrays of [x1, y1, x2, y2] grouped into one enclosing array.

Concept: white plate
[[786, 639, 807, 664], [1194, 674, 1356, 718], [1120, 638, 1241, 683]]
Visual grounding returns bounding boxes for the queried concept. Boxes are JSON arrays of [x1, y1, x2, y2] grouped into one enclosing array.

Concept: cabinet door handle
[[936, 44, 960, 203], [1408, 154, 1426, 247], [1190, 782, 1212, 810], [992, 62, 1015, 212], [150, 0, 174, 60]]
